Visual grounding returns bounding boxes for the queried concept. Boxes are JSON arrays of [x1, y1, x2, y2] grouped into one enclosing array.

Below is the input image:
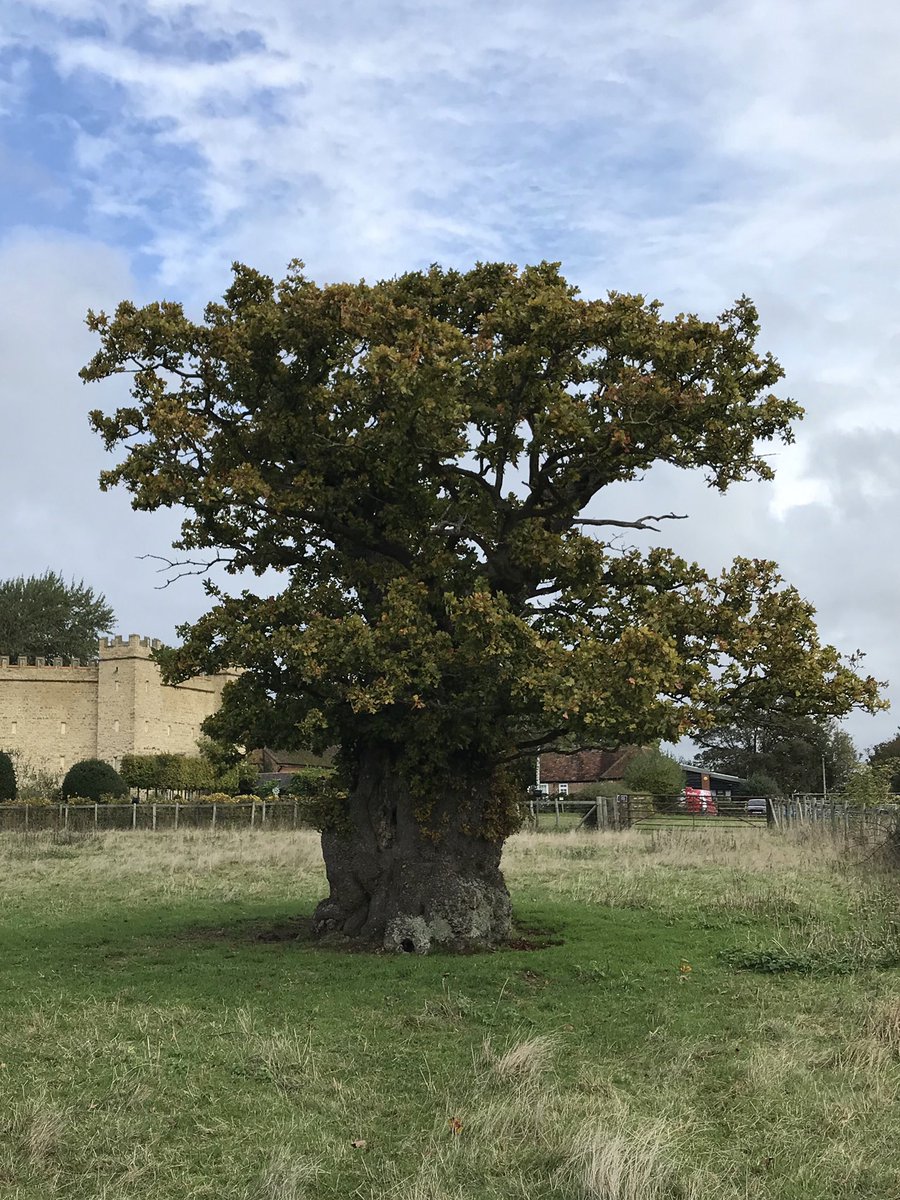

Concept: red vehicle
[[684, 787, 717, 815]]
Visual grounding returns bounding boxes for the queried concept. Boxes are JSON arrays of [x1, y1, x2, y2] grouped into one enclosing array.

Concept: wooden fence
[[0, 795, 896, 842], [525, 794, 900, 841]]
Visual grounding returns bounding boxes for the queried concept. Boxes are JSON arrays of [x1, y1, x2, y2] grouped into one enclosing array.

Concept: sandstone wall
[[0, 635, 236, 780]]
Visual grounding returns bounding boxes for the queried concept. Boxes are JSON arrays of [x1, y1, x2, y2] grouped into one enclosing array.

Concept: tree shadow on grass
[[172, 912, 563, 954]]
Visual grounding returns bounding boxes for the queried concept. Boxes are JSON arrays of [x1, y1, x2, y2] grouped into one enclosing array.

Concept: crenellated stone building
[[0, 634, 237, 779]]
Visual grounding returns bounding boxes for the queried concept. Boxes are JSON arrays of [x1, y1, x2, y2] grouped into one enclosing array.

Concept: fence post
[[24, 804, 28, 833], [554, 794, 560, 830], [94, 803, 98, 830], [251, 801, 256, 829], [212, 802, 217, 831], [152, 803, 157, 832], [293, 799, 298, 829], [262, 800, 267, 826], [174, 802, 179, 832], [64, 803, 69, 831]]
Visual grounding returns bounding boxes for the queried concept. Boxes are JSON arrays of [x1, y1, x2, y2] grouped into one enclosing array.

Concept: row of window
[[8, 721, 174, 736]]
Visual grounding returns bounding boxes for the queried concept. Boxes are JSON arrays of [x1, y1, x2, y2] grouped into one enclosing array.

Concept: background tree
[[733, 771, 784, 799], [694, 712, 858, 795], [0, 571, 115, 661], [843, 761, 898, 807], [622, 748, 685, 802], [83, 259, 883, 952], [867, 730, 900, 793], [0, 751, 16, 801]]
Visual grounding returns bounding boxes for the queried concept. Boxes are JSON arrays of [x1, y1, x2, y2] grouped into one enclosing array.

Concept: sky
[[1, 0, 899, 752]]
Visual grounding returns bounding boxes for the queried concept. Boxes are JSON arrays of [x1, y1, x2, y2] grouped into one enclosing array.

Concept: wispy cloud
[[3, 0, 900, 744]]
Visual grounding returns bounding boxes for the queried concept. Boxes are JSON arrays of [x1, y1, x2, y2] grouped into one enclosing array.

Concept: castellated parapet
[[0, 634, 238, 779]]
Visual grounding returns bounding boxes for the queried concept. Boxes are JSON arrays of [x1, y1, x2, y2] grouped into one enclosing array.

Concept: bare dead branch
[[576, 512, 688, 533], [137, 552, 236, 588]]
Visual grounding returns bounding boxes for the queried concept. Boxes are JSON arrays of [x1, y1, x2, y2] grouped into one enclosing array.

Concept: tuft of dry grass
[[485, 1034, 557, 1081], [867, 994, 900, 1054], [251, 1148, 323, 1200], [559, 1111, 702, 1200]]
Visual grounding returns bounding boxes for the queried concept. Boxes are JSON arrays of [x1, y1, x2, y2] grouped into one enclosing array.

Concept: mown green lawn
[[0, 826, 898, 1199]]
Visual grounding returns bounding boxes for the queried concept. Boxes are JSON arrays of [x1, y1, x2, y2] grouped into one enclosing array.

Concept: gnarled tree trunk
[[311, 746, 512, 953]]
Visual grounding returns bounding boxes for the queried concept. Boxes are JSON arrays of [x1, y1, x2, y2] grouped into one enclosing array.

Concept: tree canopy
[[867, 730, 900, 794], [694, 712, 859, 796], [82, 259, 884, 950], [0, 571, 115, 662], [622, 748, 685, 797]]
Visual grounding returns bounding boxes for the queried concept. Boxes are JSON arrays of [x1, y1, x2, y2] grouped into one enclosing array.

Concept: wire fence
[[0, 794, 896, 843], [0, 800, 305, 833]]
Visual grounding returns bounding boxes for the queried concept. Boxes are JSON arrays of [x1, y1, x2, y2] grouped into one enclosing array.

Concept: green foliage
[[119, 752, 256, 795], [842, 761, 898, 808], [576, 779, 630, 800], [292, 779, 351, 833], [0, 570, 115, 661], [2, 749, 59, 802], [0, 751, 16, 801], [60, 759, 128, 803], [83, 259, 883, 828], [733, 771, 783, 798], [695, 713, 859, 795], [868, 730, 900, 792], [196, 735, 244, 772], [622, 748, 685, 797], [722, 925, 900, 975]]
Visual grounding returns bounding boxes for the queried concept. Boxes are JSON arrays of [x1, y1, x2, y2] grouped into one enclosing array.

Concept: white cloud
[[4, 0, 900, 747], [0, 229, 220, 640]]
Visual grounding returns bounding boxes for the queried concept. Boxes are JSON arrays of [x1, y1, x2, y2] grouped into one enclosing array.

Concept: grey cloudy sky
[[1, 0, 898, 750]]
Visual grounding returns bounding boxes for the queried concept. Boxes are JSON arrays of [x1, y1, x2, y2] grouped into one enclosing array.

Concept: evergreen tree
[[0, 571, 115, 661], [61, 759, 128, 803], [0, 751, 16, 801]]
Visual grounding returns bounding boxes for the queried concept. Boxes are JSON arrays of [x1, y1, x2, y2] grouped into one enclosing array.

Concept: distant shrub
[[61, 759, 128, 803], [623, 749, 685, 805], [0, 750, 16, 801], [734, 771, 782, 799], [119, 752, 258, 795]]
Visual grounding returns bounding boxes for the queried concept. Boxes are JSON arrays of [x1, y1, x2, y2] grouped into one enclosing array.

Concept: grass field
[[1, 826, 899, 1199]]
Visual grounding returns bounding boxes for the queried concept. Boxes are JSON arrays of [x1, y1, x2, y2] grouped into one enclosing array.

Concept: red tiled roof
[[539, 746, 641, 783]]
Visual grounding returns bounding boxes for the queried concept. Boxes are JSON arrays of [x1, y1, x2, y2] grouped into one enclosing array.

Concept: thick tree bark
[[311, 746, 512, 953]]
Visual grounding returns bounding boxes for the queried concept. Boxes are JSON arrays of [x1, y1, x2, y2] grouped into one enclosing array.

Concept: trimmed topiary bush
[[0, 750, 16, 801], [61, 759, 128, 803]]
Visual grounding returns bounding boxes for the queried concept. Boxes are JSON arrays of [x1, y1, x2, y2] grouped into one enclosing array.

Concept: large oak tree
[[82, 260, 882, 951]]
